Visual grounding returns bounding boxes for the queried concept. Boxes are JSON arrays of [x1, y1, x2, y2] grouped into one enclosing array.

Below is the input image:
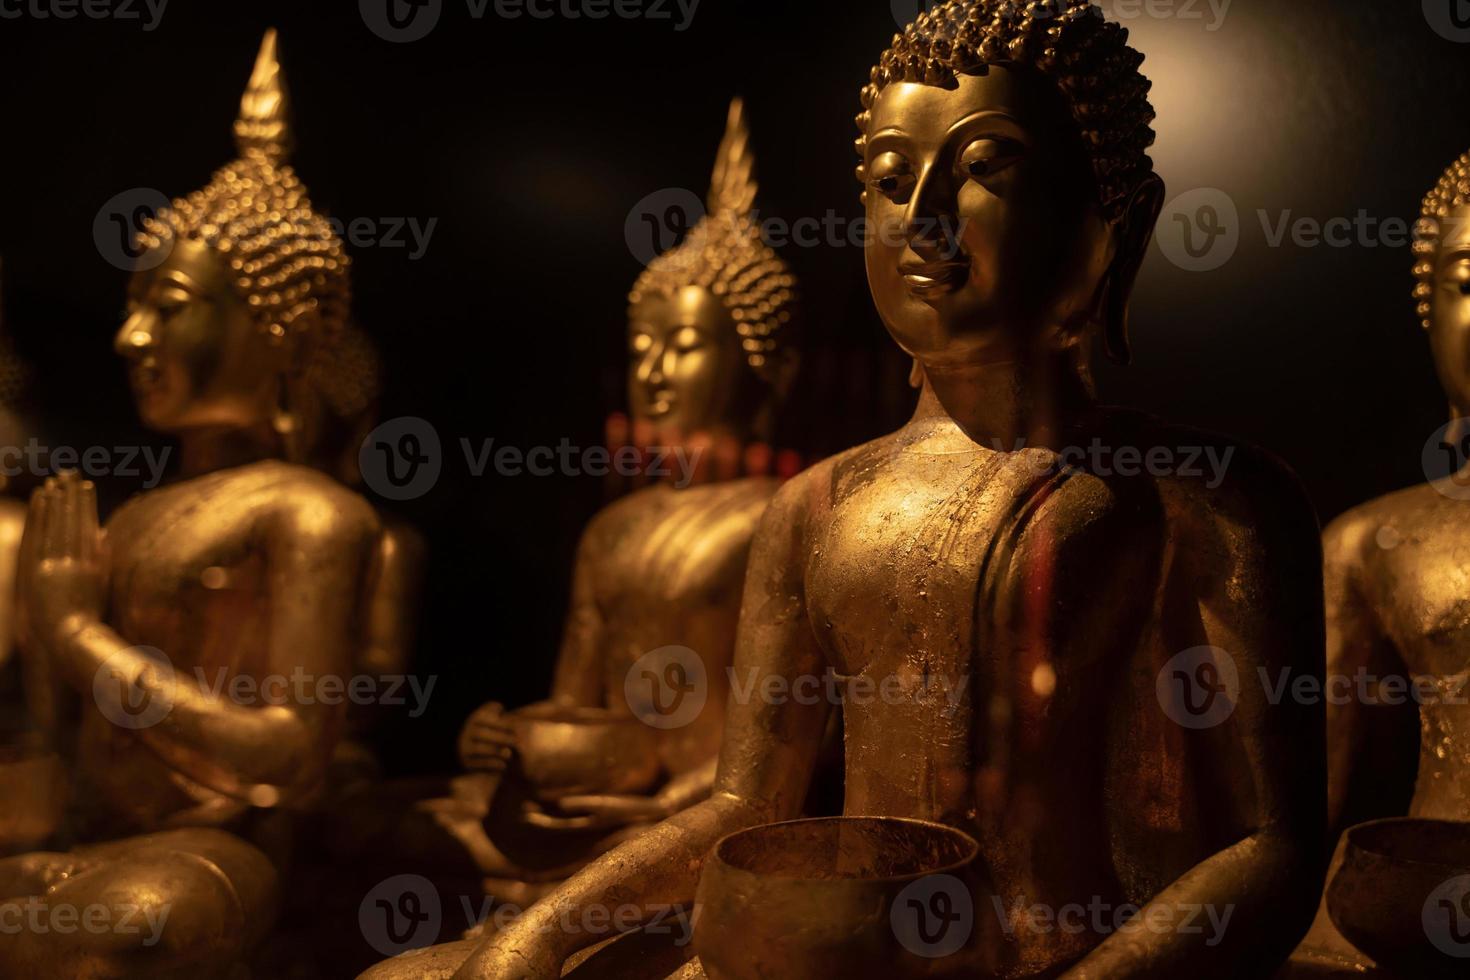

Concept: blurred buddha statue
[[1285, 149, 1470, 977], [0, 260, 34, 696], [0, 30, 385, 978], [340, 99, 800, 914], [0, 259, 64, 860], [406, 4, 1325, 979]]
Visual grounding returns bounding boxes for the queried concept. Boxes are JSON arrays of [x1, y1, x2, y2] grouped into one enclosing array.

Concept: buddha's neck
[[177, 425, 279, 478], [912, 349, 1095, 452]]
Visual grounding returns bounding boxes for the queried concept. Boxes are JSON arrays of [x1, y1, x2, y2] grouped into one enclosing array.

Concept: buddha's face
[[115, 238, 283, 433], [627, 285, 745, 434], [862, 67, 1117, 367], [1428, 205, 1470, 413]]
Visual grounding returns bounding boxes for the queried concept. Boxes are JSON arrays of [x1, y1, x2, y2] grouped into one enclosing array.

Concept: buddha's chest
[[104, 485, 269, 666], [1373, 533, 1470, 678], [593, 488, 766, 632], [806, 450, 1052, 680]]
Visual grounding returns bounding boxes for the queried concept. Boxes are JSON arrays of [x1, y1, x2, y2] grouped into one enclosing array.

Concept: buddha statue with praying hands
[[0, 30, 389, 978], [414, 4, 1327, 979], [345, 99, 800, 909]]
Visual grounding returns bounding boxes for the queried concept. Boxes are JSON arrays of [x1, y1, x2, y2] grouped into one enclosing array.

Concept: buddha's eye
[[957, 137, 1025, 183], [630, 331, 654, 354], [671, 326, 704, 353], [869, 152, 916, 202]]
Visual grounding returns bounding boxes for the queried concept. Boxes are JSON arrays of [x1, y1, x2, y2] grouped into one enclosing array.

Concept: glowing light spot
[[200, 566, 229, 589], [1031, 663, 1057, 698]]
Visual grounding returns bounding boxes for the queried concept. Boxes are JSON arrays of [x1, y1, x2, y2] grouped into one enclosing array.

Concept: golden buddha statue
[[0, 30, 388, 977], [391, 4, 1325, 979], [1283, 149, 1470, 978], [341, 99, 800, 915]]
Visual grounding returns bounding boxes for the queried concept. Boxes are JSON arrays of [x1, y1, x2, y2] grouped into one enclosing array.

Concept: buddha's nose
[[903, 167, 961, 261], [636, 341, 666, 387], [114, 311, 159, 359]]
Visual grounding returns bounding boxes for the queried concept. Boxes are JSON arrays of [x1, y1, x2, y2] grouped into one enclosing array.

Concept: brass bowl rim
[[709, 815, 980, 884], [514, 704, 642, 727], [1340, 816, 1470, 870]]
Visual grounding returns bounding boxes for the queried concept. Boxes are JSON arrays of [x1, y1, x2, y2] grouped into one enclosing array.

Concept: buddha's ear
[[1101, 174, 1165, 366]]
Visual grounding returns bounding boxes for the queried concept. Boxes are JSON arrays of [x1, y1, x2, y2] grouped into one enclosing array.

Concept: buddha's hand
[[22, 473, 107, 641], [549, 792, 669, 825], [459, 701, 517, 773]]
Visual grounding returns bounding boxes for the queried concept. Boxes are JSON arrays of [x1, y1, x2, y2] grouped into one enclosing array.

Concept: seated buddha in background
[[338, 99, 803, 910], [409, 4, 1325, 979], [0, 30, 388, 978], [1284, 149, 1470, 976]]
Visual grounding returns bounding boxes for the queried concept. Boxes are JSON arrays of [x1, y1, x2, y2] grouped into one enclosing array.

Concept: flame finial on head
[[234, 29, 293, 163], [708, 97, 757, 218]]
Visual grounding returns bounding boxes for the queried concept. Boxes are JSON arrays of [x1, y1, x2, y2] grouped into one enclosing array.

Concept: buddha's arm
[[357, 519, 426, 679], [27, 474, 377, 802], [1321, 512, 1412, 832], [453, 477, 830, 980], [547, 520, 606, 707], [1068, 457, 1327, 979]]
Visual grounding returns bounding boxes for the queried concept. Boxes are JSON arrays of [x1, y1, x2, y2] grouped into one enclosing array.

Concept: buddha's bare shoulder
[[1323, 480, 1461, 574], [1116, 412, 1318, 542], [114, 460, 379, 544]]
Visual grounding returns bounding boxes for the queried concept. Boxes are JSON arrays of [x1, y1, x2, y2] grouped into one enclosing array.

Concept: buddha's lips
[[646, 391, 676, 417], [129, 363, 163, 394], [900, 259, 970, 298]]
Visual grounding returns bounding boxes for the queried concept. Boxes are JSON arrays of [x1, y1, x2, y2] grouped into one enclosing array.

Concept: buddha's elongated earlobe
[[1101, 174, 1165, 366]]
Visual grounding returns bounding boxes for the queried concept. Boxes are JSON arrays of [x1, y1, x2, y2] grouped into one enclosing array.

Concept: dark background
[[1, 0, 1467, 771]]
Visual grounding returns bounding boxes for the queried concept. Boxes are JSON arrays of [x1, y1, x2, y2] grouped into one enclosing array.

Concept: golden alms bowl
[[0, 745, 67, 852], [510, 703, 661, 800], [1327, 817, 1470, 979], [694, 816, 992, 980]]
